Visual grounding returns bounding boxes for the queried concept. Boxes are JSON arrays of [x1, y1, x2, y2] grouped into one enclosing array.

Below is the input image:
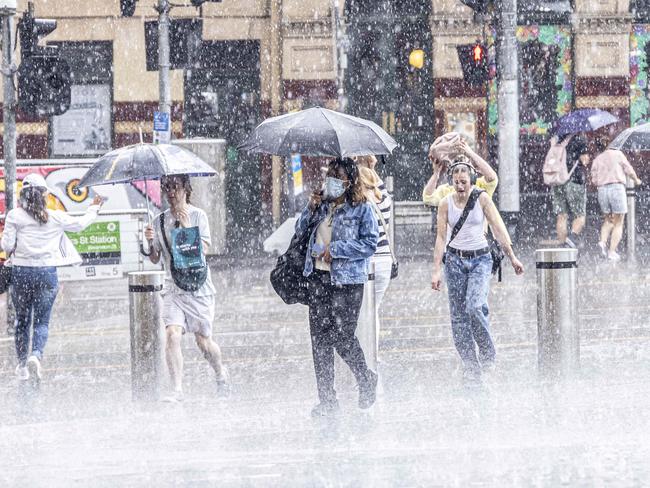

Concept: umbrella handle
[[139, 242, 152, 257]]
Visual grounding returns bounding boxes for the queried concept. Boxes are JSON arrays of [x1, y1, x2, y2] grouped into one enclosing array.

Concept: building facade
[[0, 0, 649, 237]]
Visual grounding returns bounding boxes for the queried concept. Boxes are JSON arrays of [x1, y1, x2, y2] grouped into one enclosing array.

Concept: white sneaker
[[607, 251, 621, 262], [15, 364, 29, 381], [597, 242, 607, 258], [216, 367, 231, 398], [162, 390, 184, 403], [27, 356, 42, 380]]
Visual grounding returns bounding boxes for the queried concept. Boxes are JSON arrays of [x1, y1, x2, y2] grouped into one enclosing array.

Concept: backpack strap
[[447, 188, 484, 247]]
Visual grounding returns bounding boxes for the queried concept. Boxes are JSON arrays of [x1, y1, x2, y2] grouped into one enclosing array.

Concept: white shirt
[[1, 206, 100, 267], [152, 205, 216, 297], [445, 195, 488, 251]]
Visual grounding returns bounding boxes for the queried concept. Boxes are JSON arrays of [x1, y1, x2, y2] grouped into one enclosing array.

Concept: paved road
[[1, 254, 650, 486]]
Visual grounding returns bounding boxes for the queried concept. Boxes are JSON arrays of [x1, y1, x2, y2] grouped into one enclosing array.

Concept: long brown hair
[[20, 186, 49, 224], [329, 157, 366, 206]]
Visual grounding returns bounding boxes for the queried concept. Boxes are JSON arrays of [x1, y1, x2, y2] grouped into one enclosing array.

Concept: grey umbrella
[[609, 123, 650, 151], [77, 143, 216, 188], [238, 107, 398, 157]]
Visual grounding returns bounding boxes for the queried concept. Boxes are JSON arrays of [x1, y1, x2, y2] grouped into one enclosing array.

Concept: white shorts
[[597, 183, 627, 214], [162, 292, 215, 337]]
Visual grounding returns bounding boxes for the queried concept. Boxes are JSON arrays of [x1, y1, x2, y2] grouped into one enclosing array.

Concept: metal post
[[157, 0, 171, 119], [357, 261, 377, 374], [496, 0, 520, 218], [331, 0, 348, 112], [129, 271, 165, 401], [535, 248, 579, 379], [270, 0, 283, 226], [3, 10, 17, 335], [626, 177, 636, 262]]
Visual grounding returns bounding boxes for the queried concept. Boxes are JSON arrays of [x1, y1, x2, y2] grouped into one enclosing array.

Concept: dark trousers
[[307, 270, 369, 404], [11, 266, 59, 365]]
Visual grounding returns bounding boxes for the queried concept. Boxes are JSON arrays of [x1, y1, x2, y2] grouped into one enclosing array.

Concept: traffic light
[[408, 49, 425, 70], [120, 0, 137, 17], [17, 3, 71, 116], [456, 42, 488, 86]]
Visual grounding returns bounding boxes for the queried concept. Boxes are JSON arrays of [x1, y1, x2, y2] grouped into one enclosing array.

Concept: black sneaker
[[359, 370, 378, 409], [311, 400, 340, 418]]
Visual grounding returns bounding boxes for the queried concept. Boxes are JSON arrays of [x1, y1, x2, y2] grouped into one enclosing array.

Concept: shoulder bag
[[370, 201, 398, 279], [442, 188, 482, 264], [160, 213, 208, 292], [270, 212, 320, 305]]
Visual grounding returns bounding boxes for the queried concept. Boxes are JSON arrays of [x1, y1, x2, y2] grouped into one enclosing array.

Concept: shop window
[[48, 42, 113, 157], [519, 40, 560, 126]]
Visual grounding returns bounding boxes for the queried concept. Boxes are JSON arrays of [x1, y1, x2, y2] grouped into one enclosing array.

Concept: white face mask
[[323, 177, 348, 201]]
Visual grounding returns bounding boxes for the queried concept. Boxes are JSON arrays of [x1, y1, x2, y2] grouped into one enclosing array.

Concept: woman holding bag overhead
[[1, 173, 103, 381], [431, 162, 524, 386]]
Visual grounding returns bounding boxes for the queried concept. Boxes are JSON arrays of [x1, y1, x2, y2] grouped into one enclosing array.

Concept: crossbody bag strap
[[447, 189, 483, 248], [370, 200, 396, 264], [159, 212, 174, 267]]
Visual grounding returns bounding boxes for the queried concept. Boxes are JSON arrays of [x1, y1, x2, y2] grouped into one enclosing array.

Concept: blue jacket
[[295, 201, 378, 285]]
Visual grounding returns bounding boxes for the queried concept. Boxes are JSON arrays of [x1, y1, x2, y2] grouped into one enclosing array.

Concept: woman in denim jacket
[[295, 157, 379, 417]]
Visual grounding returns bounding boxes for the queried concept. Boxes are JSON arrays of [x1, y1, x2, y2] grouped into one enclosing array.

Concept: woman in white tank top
[[431, 161, 524, 386]]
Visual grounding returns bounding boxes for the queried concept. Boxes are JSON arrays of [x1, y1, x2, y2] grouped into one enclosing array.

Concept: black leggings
[[307, 270, 369, 404]]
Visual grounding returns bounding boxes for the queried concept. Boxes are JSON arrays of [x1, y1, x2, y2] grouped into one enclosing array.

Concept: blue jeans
[[11, 266, 59, 365], [444, 253, 495, 374]]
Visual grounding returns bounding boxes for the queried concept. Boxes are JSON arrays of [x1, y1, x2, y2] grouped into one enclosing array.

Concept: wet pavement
[[1, 252, 650, 487]]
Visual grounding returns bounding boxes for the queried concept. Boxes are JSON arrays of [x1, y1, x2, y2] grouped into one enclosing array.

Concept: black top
[[562, 134, 589, 185]]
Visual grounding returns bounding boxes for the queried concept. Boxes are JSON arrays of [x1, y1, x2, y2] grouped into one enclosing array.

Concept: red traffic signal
[[456, 42, 488, 86]]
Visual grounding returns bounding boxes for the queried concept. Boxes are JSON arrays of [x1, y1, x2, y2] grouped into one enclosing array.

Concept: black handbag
[[270, 214, 318, 305], [0, 263, 12, 295]]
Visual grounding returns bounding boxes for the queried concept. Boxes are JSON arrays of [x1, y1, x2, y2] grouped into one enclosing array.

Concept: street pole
[[157, 0, 171, 120], [331, 0, 347, 112], [270, 0, 283, 224], [2, 9, 17, 336], [2, 14, 16, 213], [495, 0, 520, 229]]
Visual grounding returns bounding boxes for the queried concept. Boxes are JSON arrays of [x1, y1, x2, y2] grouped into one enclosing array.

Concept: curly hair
[[19, 186, 49, 224], [329, 157, 367, 206]]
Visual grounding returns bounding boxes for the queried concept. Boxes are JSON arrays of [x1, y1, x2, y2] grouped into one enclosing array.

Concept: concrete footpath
[[1, 254, 650, 486]]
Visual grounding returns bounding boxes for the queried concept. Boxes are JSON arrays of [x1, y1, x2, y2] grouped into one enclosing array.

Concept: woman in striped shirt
[[357, 160, 395, 374]]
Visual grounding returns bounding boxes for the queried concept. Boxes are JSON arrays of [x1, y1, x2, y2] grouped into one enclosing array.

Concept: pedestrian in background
[[551, 132, 590, 248], [295, 157, 379, 417], [591, 139, 642, 261], [144, 174, 229, 401], [357, 165, 394, 374], [423, 136, 498, 207], [431, 162, 524, 386], [1, 173, 103, 381]]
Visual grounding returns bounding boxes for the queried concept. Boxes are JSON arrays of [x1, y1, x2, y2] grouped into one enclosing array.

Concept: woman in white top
[[1, 173, 103, 381], [431, 161, 524, 385]]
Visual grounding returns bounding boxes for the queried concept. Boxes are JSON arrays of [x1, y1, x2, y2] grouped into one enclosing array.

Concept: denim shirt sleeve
[[329, 203, 378, 259]]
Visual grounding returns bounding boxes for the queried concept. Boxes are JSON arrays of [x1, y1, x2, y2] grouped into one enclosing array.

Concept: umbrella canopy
[[608, 122, 650, 151], [553, 109, 618, 137], [78, 143, 216, 188], [238, 107, 398, 157]]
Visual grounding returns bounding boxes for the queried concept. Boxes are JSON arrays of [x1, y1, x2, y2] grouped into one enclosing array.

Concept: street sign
[[61, 220, 123, 280], [153, 111, 170, 144]]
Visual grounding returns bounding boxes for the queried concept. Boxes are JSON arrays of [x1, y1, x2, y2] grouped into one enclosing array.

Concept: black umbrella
[[609, 123, 650, 151], [238, 107, 397, 157]]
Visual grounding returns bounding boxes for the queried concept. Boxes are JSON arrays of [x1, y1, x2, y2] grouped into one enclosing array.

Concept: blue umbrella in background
[[553, 109, 619, 137]]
